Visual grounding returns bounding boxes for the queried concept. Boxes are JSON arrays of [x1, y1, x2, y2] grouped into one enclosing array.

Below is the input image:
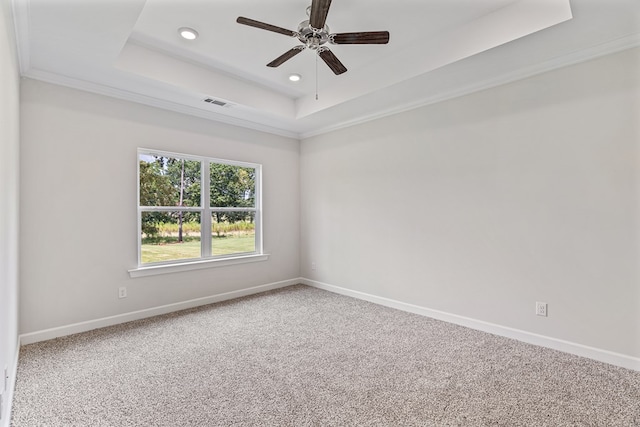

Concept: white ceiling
[[11, 0, 640, 138]]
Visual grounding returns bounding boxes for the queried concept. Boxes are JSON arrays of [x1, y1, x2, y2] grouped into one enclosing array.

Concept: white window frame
[[129, 148, 267, 278]]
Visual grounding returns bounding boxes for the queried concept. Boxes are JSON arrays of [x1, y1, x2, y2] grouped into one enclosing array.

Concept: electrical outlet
[[311, 262, 317, 271], [118, 287, 127, 299], [536, 301, 548, 317], [3, 366, 7, 391]]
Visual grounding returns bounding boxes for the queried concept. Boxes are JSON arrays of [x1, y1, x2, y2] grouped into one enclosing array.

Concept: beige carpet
[[11, 285, 640, 426]]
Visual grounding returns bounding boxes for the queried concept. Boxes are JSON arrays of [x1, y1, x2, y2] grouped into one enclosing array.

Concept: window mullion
[[255, 165, 262, 254], [137, 153, 142, 266], [139, 206, 202, 212], [201, 159, 212, 258], [210, 207, 256, 212], [137, 207, 142, 266]]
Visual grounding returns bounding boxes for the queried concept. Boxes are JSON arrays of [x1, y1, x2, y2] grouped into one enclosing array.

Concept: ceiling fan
[[236, 0, 389, 75]]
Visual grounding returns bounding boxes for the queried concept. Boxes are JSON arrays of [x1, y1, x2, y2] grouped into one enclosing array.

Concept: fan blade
[[267, 46, 306, 68], [318, 49, 347, 75], [331, 31, 390, 45], [309, 0, 332, 30], [236, 17, 297, 37]]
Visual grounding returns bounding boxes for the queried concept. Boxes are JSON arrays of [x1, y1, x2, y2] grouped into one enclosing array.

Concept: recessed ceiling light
[[178, 27, 198, 40], [289, 74, 301, 82]]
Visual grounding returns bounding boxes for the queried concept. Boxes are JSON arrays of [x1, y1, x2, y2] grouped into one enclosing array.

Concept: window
[[136, 149, 262, 269]]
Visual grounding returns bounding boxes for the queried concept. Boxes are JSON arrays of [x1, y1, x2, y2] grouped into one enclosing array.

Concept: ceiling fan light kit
[[236, 0, 389, 76]]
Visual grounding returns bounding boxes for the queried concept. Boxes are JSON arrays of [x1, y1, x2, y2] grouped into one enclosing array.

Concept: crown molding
[[14, 2, 639, 142], [300, 33, 640, 139], [11, 0, 30, 74], [22, 69, 301, 140]]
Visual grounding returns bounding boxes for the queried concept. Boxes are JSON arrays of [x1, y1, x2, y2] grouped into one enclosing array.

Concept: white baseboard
[[301, 278, 640, 372], [1, 338, 19, 427], [18, 277, 640, 372], [20, 278, 300, 345]]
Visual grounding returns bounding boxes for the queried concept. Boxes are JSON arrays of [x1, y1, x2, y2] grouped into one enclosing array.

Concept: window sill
[[128, 254, 269, 278]]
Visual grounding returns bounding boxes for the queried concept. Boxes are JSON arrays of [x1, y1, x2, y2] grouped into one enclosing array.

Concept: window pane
[[210, 163, 255, 208], [211, 212, 256, 256], [139, 154, 201, 207], [141, 212, 201, 264]]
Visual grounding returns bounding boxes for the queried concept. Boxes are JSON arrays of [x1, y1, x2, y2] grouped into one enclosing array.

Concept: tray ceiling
[[12, 0, 640, 138]]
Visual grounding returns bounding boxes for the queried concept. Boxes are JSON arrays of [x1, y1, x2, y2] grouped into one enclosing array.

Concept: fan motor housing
[[297, 20, 330, 49]]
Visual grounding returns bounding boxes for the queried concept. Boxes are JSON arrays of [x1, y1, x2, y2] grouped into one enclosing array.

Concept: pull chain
[[315, 52, 319, 101]]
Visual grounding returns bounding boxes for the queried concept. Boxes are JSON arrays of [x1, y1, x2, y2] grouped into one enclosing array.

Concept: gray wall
[[19, 80, 300, 335], [0, 0, 20, 423], [14, 39, 640, 366], [300, 48, 640, 359]]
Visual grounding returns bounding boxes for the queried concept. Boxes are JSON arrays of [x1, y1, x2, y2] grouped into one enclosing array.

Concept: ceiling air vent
[[203, 98, 231, 107]]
